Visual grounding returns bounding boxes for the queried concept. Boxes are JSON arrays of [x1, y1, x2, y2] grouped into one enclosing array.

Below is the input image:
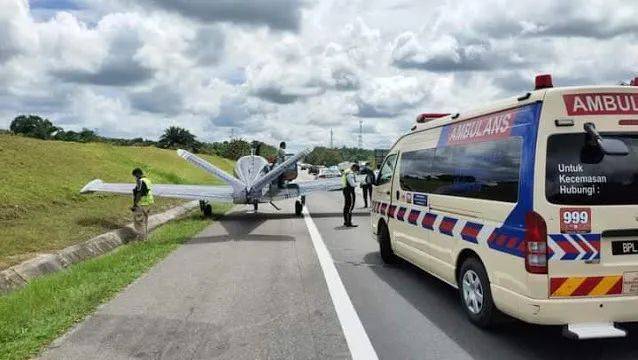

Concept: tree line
[[6, 114, 277, 161], [6, 114, 375, 164], [305, 146, 375, 167]]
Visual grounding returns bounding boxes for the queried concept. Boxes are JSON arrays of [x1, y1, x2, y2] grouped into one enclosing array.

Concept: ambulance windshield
[[546, 133, 638, 205]]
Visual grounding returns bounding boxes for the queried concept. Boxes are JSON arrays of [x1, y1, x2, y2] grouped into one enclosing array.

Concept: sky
[[1, 0, 638, 151]]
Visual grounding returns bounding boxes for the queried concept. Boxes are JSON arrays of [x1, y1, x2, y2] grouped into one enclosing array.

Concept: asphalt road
[[40, 200, 350, 360], [305, 190, 638, 360], [40, 181, 638, 359]]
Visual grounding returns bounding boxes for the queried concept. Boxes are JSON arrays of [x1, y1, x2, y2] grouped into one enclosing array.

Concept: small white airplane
[[80, 148, 344, 216]]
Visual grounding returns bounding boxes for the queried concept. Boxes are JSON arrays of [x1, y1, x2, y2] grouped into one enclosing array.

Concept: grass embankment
[[0, 134, 235, 269], [0, 206, 229, 360]]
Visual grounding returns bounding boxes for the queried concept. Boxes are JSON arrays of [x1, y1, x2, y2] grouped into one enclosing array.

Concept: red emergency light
[[534, 74, 553, 90], [630, 77, 638, 86], [416, 113, 450, 123]]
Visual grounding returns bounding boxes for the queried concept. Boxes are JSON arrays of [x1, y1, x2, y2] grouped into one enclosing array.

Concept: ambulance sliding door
[[392, 147, 435, 262], [373, 153, 397, 233]]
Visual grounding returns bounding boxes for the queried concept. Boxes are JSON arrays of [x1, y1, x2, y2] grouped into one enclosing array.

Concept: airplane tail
[[248, 147, 312, 192], [177, 149, 245, 192]]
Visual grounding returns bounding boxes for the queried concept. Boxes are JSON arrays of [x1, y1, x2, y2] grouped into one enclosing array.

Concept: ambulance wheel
[[378, 222, 397, 264], [295, 200, 303, 216], [203, 204, 213, 218], [459, 257, 496, 328]]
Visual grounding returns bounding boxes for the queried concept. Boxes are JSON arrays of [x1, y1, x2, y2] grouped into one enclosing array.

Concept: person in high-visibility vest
[[131, 168, 154, 240], [341, 163, 360, 227], [276, 141, 287, 188]]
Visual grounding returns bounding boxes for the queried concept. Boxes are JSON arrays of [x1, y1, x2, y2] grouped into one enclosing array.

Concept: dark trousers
[[362, 185, 372, 207], [342, 187, 356, 225]]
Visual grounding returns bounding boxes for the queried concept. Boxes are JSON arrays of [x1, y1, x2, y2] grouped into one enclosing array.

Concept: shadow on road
[[219, 211, 369, 221], [363, 252, 638, 360], [202, 210, 369, 242], [189, 234, 296, 244]]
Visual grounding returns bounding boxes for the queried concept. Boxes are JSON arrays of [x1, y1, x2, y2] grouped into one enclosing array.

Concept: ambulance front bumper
[[492, 284, 638, 325]]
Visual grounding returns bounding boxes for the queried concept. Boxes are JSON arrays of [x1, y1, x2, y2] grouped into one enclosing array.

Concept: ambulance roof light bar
[[534, 74, 553, 90], [416, 113, 450, 123]]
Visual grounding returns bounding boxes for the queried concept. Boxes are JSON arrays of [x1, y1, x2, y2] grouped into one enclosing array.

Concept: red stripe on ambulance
[[571, 276, 604, 297], [563, 93, 638, 115]]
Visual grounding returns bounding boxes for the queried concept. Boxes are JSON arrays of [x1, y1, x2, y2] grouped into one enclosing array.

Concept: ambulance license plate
[[611, 240, 638, 255], [623, 272, 638, 295]]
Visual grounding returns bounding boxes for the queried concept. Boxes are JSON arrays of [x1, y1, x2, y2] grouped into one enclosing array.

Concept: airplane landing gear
[[199, 200, 213, 217]]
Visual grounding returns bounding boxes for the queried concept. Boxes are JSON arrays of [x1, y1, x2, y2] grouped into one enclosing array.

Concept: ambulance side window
[[430, 138, 522, 202], [377, 154, 397, 186], [400, 149, 435, 191], [397, 138, 522, 202]]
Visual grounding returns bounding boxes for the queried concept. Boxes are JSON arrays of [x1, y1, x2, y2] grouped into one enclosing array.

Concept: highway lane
[[304, 189, 638, 360], [40, 202, 350, 360], [38, 179, 638, 359]]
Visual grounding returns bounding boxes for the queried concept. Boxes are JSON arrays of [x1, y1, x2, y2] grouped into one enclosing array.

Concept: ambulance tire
[[459, 257, 497, 328], [378, 222, 397, 264], [203, 204, 213, 218], [295, 200, 303, 216]]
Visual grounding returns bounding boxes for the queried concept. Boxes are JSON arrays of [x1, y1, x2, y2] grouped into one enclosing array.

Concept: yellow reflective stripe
[[552, 277, 586, 297], [139, 177, 154, 205], [589, 276, 622, 296]]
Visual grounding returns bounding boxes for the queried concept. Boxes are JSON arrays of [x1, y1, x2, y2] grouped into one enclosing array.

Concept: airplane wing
[[80, 179, 235, 202], [249, 147, 312, 191], [177, 149, 244, 192], [295, 177, 343, 195]]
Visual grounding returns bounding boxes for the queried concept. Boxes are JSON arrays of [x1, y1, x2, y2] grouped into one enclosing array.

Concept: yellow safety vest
[[341, 169, 352, 188], [139, 177, 154, 206]]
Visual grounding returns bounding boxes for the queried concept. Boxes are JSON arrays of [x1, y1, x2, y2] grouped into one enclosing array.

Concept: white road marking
[[302, 206, 379, 360]]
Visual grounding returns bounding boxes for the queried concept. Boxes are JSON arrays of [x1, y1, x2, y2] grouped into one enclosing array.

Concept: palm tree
[[158, 126, 196, 149]]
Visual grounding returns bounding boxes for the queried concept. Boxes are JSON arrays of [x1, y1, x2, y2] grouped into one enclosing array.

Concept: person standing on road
[[360, 166, 375, 208], [131, 168, 154, 240], [277, 141, 286, 164], [341, 163, 360, 227], [276, 141, 287, 188]]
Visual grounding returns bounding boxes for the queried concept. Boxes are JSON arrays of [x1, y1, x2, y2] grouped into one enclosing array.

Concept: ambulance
[[370, 74, 638, 339]]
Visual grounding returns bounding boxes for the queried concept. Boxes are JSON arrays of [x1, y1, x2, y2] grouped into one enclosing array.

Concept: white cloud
[[0, 0, 39, 64], [354, 75, 429, 118], [1, 0, 638, 152]]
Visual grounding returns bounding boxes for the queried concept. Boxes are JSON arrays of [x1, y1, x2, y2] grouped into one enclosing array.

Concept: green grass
[[0, 134, 235, 269], [0, 206, 229, 360]]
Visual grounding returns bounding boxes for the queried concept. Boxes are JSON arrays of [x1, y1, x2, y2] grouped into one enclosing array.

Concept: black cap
[[132, 168, 144, 177]]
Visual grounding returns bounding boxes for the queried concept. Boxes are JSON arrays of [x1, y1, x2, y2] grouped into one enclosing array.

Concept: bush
[[54, 128, 98, 143], [10, 115, 61, 140]]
